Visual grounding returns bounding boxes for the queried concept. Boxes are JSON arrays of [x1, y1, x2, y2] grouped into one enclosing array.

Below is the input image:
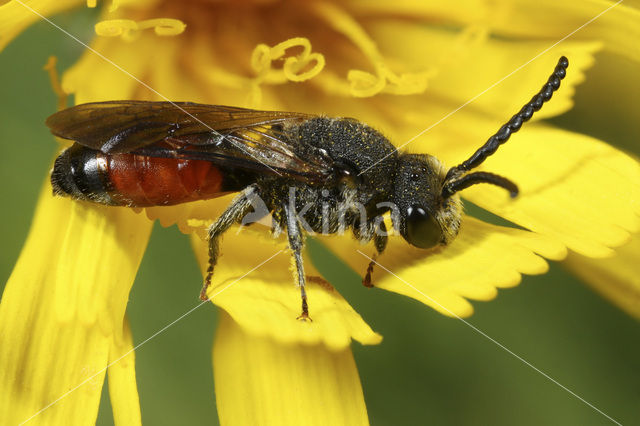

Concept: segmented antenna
[[442, 171, 519, 198], [444, 56, 569, 186]]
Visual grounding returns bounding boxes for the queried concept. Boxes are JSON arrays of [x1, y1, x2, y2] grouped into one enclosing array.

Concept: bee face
[[393, 153, 462, 248]]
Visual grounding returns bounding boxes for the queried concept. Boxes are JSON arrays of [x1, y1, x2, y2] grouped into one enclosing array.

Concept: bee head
[[393, 153, 462, 249], [393, 152, 516, 250], [394, 56, 569, 249]]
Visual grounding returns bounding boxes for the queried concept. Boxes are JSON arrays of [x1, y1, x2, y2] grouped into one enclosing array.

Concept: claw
[[199, 286, 210, 301], [297, 311, 313, 322], [296, 295, 312, 321], [199, 273, 212, 301]]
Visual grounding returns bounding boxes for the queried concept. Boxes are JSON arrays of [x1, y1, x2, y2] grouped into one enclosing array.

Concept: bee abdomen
[[51, 144, 116, 205], [106, 149, 225, 206], [51, 143, 227, 207]]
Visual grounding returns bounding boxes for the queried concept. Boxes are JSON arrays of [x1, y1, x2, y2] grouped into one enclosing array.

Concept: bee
[[47, 57, 569, 320]]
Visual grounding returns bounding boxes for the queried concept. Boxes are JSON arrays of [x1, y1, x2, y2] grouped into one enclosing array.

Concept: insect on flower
[[47, 57, 569, 320]]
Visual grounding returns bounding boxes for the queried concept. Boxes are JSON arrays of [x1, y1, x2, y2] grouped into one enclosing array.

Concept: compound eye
[[404, 206, 443, 249]]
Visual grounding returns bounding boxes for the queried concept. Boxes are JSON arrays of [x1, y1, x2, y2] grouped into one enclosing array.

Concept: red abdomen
[[106, 152, 225, 206], [51, 144, 232, 207]]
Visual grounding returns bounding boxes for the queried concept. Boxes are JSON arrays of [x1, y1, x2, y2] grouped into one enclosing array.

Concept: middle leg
[[283, 203, 311, 321]]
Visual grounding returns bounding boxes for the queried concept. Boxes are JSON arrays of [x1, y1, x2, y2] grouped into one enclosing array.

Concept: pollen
[[95, 18, 186, 41], [246, 37, 325, 106], [311, 2, 436, 97], [251, 37, 326, 83]]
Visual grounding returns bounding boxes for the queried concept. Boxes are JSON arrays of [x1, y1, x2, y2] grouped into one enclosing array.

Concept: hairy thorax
[[259, 117, 400, 239]]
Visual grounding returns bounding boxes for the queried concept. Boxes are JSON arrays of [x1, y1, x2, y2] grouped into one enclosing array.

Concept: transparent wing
[[46, 101, 335, 181]]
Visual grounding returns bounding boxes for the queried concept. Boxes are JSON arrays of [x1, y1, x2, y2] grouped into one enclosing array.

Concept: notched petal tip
[[144, 196, 235, 237], [320, 217, 565, 318]]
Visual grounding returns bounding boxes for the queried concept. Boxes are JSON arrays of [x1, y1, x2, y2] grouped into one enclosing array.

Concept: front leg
[[282, 203, 311, 321], [363, 221, 388, 288], [201, 184, 259, 300]]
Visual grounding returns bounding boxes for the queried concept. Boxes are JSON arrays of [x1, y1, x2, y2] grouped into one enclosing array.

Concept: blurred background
[[0, 8, 638, 426]]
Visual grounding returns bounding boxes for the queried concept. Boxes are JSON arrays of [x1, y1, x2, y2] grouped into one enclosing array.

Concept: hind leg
[[201, 185, 259, 300]]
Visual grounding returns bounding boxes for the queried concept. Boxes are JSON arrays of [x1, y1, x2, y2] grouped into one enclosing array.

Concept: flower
[[1, 0, 639, 425]]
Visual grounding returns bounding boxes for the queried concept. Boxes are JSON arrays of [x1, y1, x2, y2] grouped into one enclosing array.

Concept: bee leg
[[201, 185, 258, 301], [363, 257, 376, 288], [363, 222, 388, 288], [283, 204, 311, 321]]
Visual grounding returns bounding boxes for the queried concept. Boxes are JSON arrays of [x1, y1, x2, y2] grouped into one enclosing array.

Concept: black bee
[[47, 57, 569, 319]]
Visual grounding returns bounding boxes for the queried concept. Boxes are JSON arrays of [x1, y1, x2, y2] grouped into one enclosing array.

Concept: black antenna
[[444, 56, 569, 187], [442, 171, 519, 198]]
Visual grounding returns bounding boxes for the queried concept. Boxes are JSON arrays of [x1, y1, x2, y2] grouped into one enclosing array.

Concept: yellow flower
[[1, 0, 639, 425]]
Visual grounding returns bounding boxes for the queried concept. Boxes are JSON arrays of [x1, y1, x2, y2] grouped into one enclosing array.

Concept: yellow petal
[[145, 196, 233, 239], [369, 21, 601, 121], [213, 312, 369, 426], [443, 125, 640, 258], [191, 228, 382, 349], [63, 8, 248, 106], [0, 185, 151, 424], [0, 0, 82, 51], [107, 317, 142, 426], [320, 217, 566, 318], [490, 0, 640, 63], [62, 30, 162, 102], [348, 0, 640, 62], [564, 233, 640, 319]]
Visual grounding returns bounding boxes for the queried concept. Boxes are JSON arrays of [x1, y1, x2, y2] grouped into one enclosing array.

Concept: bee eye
[[410, 172, 421, 181], [404, 206, 443, 249]]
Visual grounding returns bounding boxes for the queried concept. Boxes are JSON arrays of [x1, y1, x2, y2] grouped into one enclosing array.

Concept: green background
[[1, 9, 638, 426]]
